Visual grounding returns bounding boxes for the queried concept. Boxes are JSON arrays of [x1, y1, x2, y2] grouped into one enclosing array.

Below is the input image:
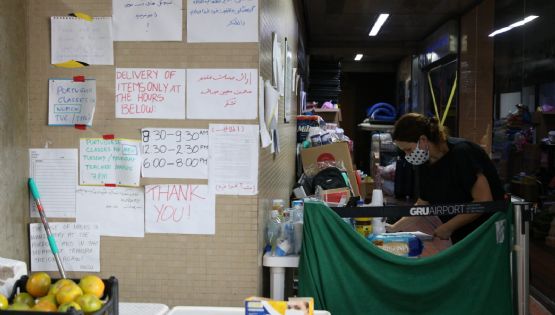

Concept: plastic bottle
[[291, 200, 304, 254], [267, 210, 282, 256]]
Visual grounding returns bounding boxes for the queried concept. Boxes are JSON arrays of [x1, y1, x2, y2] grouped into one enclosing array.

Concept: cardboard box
[[300, 142, 360, 196], [245, 297, 314, 315], [320, 187, 351, 205], [359, 177, 375, 201]]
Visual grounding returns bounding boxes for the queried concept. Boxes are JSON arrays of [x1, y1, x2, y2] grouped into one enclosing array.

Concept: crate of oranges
[[0, 272, 118, 314]]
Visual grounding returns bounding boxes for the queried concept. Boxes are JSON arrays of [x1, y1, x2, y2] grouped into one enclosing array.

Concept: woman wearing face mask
[[392, 113, 505, 243]]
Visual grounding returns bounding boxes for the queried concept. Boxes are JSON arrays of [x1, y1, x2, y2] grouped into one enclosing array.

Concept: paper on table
[[30, 223, 100, 272], [112, 0, 182, 41], [76, 186, 144, 237], [29, 149, 78, 218], [209, 124, 259, 195]]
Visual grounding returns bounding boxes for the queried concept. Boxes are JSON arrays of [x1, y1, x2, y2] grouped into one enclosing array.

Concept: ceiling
[[299, 0, 481, 72]]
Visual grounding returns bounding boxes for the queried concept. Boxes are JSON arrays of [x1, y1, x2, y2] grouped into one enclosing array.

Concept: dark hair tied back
[[392, 113, 448, 144]]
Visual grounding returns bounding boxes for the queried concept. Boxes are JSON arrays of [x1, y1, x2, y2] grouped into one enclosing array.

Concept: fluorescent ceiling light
[[369, 14, 389, 36], [489, 15, 539, 37], [354, 54, 363, 61]]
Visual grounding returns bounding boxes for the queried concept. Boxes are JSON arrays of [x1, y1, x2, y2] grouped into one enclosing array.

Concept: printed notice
[[29, 149, 78, 218], [48, 79, 96, 126], [51, 17, 113, 65], [187, 69, 257, 120], [209, 124, 259, 195], [30, 223, 100, 272], [113, 0, 182, 41], [115, 68, 185, 119], [76, 186, 144, 237], [187, 0, 258, 43], [145, 184, 215, 234], [80, 138, 142, 186], [142, 128, 208, 179]]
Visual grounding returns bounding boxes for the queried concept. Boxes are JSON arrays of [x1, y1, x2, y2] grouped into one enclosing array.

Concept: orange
[[78, 275, 105, 298], [49, 278, 76, 296], [75, 294, 103, 313], [13, 292, 35, 307], [32, 300, 57, 312], [37, 294, 57, 306], [56, 283, 83, 305], [26, 271, 52, 297], [0, 293, 8, 310], [58, 301, 82, 312]]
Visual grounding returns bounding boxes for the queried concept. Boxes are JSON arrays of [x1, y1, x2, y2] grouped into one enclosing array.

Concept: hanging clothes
[[298, 201, 513, 315]]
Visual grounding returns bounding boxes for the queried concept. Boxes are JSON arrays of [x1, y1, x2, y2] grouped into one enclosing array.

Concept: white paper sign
[[113, 0, 182, 41], [80, 138, 142, 186], [187, 0, 258, 43], [51, 17, 113, 65], [209, 124, 259, 195], [187, 69, 257, 119], [48, 79, 96, 126], [30, 223, 100, 272], [29, 149, 78, 218], [76, 186, 144, 237], [141, 128, 208, 179], [145, 184, 215, 234], [115, 68, 186, 119]]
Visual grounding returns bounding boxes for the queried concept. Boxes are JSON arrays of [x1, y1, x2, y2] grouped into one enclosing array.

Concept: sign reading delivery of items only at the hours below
[[141, 128, 209, 179], [48, 79, 96, 126], [80, 138, 142, 186], [115, 68, 185, 119]]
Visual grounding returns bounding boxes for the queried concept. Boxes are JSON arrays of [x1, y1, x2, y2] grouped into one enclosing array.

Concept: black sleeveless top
[[418, 137, 505, 243]]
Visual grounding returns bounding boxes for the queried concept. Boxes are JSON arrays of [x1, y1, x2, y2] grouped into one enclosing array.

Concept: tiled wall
[[24, 0, 298, 307], [257, 0, 299, 291], [459, 0, 494, 153], [0, 0, 29, 262]]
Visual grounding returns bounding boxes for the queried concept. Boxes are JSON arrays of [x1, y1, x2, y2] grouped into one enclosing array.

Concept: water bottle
[[267, 210, 282, 256], [291, 200, 304, 254]]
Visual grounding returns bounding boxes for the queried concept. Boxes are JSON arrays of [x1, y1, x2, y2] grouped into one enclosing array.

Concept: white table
[[119, 302, 169, 315], [262, 253, 300, 300]]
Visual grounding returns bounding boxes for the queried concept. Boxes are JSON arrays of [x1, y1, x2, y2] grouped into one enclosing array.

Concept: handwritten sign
[[115, 68, 185, 119], [145, 184, 215, 234], [141, 128, 208, 179], [113, 0, 182, 41], [30, 223, 100, 272], [51, 17, 113, 65], [187, 0, 258, 43], [76, 186, 144, 237], [80, 138, 142, 186], [187, 69, 257, 119], [48, 79, 96, 126], [209, 124, 259, 195]]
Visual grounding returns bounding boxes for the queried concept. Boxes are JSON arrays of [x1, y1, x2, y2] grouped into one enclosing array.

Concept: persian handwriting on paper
[[197, 72, 252, 85]]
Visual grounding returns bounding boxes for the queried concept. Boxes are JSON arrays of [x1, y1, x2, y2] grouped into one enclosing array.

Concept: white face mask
[[404, 141, 429, 165]]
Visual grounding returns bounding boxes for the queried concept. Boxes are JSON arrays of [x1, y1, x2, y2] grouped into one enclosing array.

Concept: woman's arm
[[433, 173, 492, 239]]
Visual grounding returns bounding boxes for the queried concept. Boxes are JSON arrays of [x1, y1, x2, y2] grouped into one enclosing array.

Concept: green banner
[[298, 201, 514, 315]]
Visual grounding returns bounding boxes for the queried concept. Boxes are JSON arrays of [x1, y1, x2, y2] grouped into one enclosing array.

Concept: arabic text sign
[[187, 69, 257, 119], [187, 0, 258, 43], [115, 68, 185, 119], [80, 138, 142, 186], [48, 79, 96, 126], [113, 0, 182, 41]]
